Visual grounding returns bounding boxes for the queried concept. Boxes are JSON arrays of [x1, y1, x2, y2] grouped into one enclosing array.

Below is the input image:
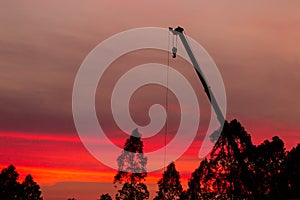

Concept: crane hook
[[172, 47, 177, 58]]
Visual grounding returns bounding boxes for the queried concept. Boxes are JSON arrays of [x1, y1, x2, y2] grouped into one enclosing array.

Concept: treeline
[[1, 120, 299, 200], [100, 120, 300, 200], [0, 165, 43, 200]]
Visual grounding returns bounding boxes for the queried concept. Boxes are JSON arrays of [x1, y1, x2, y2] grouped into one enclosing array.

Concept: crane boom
[[169, 26, 225, 126]]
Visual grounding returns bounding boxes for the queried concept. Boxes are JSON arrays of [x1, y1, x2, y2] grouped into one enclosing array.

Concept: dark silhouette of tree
[[270, 143, 300, 200], [208, 120, 256, 199], [154, 162, 183, 200], [253, 136, 287, 199], [114, 129, 149, 200], [186, 158, 215, 200], [0, 165, 43, 200], [179, 191, 188, 200], [100, 193, 112, 200], [67, 198, 76, 200], [285, 144, 300, 199], [21, 174, 43, 200], [184, 119, 300, 199], [0, 165, 21, 200]]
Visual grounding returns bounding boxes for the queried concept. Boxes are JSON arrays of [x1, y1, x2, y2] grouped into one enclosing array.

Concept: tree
[[186, 159, 215, 200], [0, 165, 21, 200], [208, 120, 256, 199], [199, 120, 291, 199], [270, 143, 300, 199], [100, 193, 112, 200], [21, 174, 43, 200], [186, 119, 299, 199], [179, 191, 188, 200], [114, 129, 149, 200], [253, 136, 286, 199], [285, 144, 300, 199], [154, 162, 183, 200], [0, 165, 43, 200]]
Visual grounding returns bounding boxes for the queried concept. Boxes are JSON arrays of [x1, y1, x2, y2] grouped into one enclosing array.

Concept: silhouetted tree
[[284, 144, 300, 199], [253, 136, 286, 199], [186, 159, 215, 200], [0, 165, 21, 200], [180, 191, 188, 200], [154, 162, 183, 200], [0, 165, 43, 200], [21, 174, 43, 200], [269, 143, 300, 200], [114, 129, 149, 200], [186, 119, 296, 200], [208, 120, 256, 199], [100, 193, 112, 200]]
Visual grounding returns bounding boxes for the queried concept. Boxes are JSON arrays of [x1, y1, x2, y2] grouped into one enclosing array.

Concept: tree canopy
[[0, 165, 43, 200], [154, 162, 183, 200], [113, 129, 149, 200], [184, 119, 299, 200], [2, 120, 299, 200], [100, 193, 113, 200]]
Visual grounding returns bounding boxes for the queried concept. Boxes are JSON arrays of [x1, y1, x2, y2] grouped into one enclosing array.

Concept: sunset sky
[[1, 1, 300, 200]]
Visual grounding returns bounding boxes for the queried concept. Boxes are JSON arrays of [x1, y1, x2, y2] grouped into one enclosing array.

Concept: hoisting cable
[[164, 30, 170, 172]]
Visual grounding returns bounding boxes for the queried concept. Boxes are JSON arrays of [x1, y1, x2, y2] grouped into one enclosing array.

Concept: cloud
[[0, 2, 299, 199]]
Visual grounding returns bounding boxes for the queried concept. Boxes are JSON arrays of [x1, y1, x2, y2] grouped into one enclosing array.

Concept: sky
[[1, 1, 300, 199]]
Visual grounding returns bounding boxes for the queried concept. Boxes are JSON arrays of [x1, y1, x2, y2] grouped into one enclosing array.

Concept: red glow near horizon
[[0, 126, 298, 186], [1, 1, 300, 200], [0, 131, 192, 185]]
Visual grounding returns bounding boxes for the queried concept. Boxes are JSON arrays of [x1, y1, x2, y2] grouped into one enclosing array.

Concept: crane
[[169, 26, 225, 126]]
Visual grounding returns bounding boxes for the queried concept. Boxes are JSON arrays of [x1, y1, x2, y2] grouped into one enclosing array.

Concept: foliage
[[114, 129, 149, 200], [279, 144, 300, 199], [252, 136, 286, 199], [208, 120, 256, 199], [0, 165, 43, 200], [100, 193, 112, 200], [184, 119, 299, 200], [0, 165, 20, 200], [22, 174, 43, 200], [186, 159, 214, 200], [110, 119, 299, 200], [154, 162, 183, 200], [3, 120, 299, 200]]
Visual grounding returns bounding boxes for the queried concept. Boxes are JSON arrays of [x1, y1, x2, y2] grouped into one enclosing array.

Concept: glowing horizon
[[1, 1, 300, 199]]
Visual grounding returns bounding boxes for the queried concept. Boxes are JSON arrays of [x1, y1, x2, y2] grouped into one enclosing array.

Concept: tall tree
[[21, 174, 43, 200], [186, 159, 215, 200], [114, 129, 149, 200], [0, 165, 21, 200], [208, 120, 256, 199], [253, 136, 286, 199], [284, 144, 300, 199], [186, 120, 298, 199], [267, 143, 300, 200], [154, 162, 183, 200]]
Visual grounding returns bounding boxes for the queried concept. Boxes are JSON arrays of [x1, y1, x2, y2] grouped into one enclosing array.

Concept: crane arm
[[169, 26, 225, 126]]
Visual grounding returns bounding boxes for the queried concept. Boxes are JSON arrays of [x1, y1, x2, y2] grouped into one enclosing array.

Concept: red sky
[[1, 1, 300, 199]]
